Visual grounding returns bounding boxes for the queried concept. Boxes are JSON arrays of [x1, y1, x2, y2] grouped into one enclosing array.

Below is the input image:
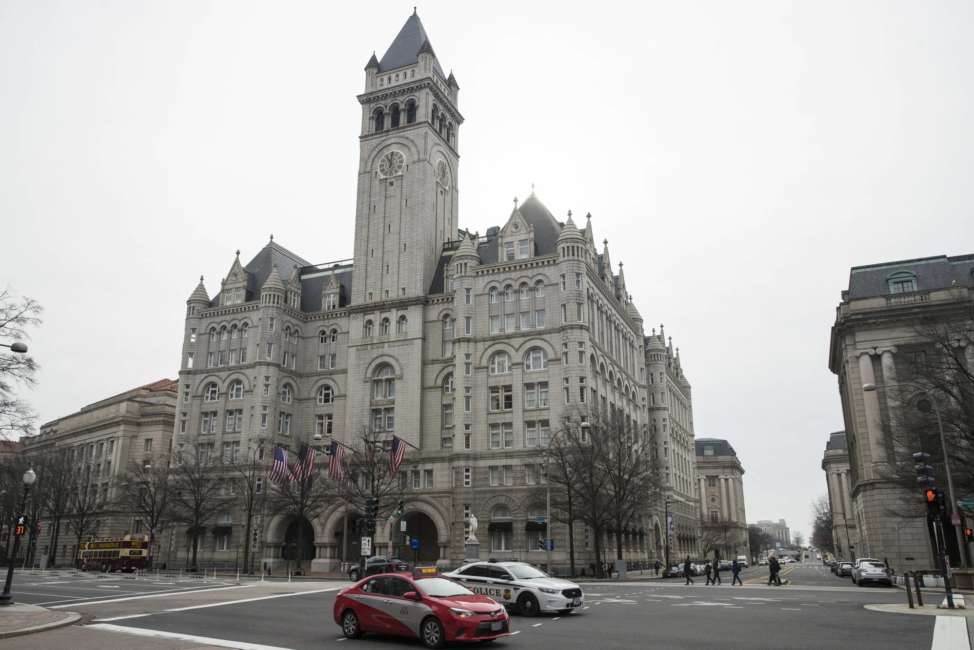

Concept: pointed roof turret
[[378, 12, 445, 78], [558, 210, 583, 243], [188, 276, 210, 304], [262, 265, 286, 292], [583, 212, 595, 243], [447, 70, 459, 88], [365, 52, 379, 70]]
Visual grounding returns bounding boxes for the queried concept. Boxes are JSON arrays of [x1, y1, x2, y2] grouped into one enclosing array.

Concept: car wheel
[[518, 593, 540, 617], [348, 568, 360, 582], [421, 616, 445, 649], [341, 610, 362, 639]]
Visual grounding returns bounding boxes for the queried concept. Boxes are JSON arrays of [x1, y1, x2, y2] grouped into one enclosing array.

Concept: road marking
[[932, 616, 970, 650], [158, 587, 340, 614], [532, 623, 543, 627], [511, 630, 522, 635], [85, 624, 295, 650], [13, 590, 87, 599], [600, 598, 637, 604], [781, 608, 802, 611], [552, 617, 560, 621], [582, 606, 590, 610], [98, 585, 121, 588], [50, 584, 252, 608], [337, 638, 346, 642]]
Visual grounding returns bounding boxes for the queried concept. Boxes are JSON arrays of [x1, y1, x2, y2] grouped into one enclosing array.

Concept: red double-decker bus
[[78, 534, 150, 572]]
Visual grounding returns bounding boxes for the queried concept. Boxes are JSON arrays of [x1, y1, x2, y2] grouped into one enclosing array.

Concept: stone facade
[[755, 519, 791, 548], [829, 253, 974, 571], [695, 438, 748, 560], [21, 379, 177, 566], [169, 11, 700, 574], [821, 431, 858, 561]]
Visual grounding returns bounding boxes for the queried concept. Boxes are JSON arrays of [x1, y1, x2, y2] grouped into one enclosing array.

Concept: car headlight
[[539, 587, 559, 594], [450, 607, 475, 617]]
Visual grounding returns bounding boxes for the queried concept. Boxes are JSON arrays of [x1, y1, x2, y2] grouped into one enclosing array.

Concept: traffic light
[[914, 452, 935, 487], [537, 538, 546, 550], [964, 528, 973, 542]]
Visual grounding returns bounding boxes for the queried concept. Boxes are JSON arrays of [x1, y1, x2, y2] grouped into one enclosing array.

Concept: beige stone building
[[21, 379, 177, 566], [829, 253, 974, 571], [821, 431, 858, 561], [171, 11, 701, 574], [695, 438, 748, 560], [755, 519, 791, 548]]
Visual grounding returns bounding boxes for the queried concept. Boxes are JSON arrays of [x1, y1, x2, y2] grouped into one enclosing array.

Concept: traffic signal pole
[[917, 452, 954, 609], [0, 481, 31, 606]]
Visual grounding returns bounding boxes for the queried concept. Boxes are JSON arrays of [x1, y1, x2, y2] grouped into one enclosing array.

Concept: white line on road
[[780, 608, 802, 611], [510, 630, 522, 635], [532, 623, 543, 627], [159, 587, 340, 614], [85, 624, 296, 650], [932, 616, 970, 650], [51, 584, 252, 608]]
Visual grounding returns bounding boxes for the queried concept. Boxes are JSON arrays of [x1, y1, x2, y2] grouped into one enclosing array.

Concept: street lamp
[[0, 342, 27, 354], [863, 382, 966, 567], [0, 468, 37, 606]]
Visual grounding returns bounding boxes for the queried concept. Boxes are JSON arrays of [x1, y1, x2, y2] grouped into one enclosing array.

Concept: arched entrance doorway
[[395, 512, 439, 563], [283, 517, 315, 571]]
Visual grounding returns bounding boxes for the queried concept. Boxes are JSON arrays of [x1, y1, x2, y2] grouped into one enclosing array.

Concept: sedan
[[852, 561, 891, 587], [334, 569, 510, 648], [348, 556, 410, 581], [836, 562, 854, 577]]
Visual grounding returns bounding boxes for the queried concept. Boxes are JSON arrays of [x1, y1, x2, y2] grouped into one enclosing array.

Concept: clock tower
[[351, 10, 462, 304]]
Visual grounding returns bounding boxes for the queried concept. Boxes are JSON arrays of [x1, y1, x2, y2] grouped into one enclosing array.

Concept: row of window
[[363, 315, 408, 337]]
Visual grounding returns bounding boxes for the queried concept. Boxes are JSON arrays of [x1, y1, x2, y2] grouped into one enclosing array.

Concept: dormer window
[[887, 271, 917, 294], [517, 240, 530, 259]]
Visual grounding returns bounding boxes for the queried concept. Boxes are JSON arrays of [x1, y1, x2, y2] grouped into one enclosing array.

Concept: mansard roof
[[696, 438, 737, 458], [826, 431, 848, 451], [845, 253, 974, 300], [300, 265, 353, 313], [378, 12, 446, 79], [517, 194, 563, 256]]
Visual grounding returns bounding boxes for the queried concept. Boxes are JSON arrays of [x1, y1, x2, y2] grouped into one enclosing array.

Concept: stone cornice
[[474, 255, 558, 276]]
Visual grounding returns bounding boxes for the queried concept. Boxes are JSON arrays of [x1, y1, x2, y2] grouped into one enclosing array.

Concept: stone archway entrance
[[394, 511, 439, 563], [283, 517, 315, 571]]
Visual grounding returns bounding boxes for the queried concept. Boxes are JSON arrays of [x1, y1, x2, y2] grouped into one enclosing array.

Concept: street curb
[[0, 611, 81, 639], [865, 603, 974, 618]]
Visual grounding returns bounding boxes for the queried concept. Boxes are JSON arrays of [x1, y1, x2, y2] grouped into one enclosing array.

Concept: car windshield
[[418, 578, 474, 597], [506, 564, 550, 579]]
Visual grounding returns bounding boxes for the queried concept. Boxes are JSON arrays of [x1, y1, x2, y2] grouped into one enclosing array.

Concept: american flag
[[269, 447, 289, 483], [389, 435, 406, 476], [290, 443, 316, 482], [325, 440, 345, 480]]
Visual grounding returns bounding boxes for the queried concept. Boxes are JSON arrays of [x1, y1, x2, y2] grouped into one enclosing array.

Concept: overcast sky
[[3, 0, 973, 539]]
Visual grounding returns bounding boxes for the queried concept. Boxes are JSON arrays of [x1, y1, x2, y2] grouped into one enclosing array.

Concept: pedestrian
[[684, 556, 694, 585], [712, 558, 722, 585], [704, 560, 713, 585], [731, 559, 743, 586], [654, 559, 661, 576], [767, 556, 778, 586]]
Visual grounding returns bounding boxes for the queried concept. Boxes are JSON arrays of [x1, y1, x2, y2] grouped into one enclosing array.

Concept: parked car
[[664, 565, 684, 578], [718, 560, 732, 571], [348, 556, 410, 581], [852, 561, 892, 587], [758, 558, 769, 566], [736, 556, 749, 569], [829, 561, 840, 574], [836, 562, 854, 577]]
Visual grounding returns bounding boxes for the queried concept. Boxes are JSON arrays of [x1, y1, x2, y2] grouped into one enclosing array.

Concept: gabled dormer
[[497, 199, 535, 262], [321, 273, 341, 312], [220, 250, 248, 306], [285, 266, 303, 311]]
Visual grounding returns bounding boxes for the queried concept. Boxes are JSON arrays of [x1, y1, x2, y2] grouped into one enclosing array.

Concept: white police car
[[443, 561, 584, 616]]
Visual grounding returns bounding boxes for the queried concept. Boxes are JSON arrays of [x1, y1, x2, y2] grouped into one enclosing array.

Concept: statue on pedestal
[[466, 513, 479, 544]]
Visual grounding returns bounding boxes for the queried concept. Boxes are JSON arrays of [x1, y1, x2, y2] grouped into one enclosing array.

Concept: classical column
[[827, 472, 842, 518], [879, 348, 900, 434], [841, 471, 853, 520], [735, 478, 746, 523], [857, 351, 886, 465], [720, 478, 730, 521], [727, 477, 738, 523], [699, 477, 707, 509]]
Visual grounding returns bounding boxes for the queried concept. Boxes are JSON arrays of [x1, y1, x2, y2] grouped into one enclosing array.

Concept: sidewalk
[[0, 603, 81, 639]]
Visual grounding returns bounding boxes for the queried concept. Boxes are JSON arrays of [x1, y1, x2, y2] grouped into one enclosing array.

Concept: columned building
[[755, 519, 791, 548], [829, 253, 974, 571], [21, 379, 177, 566], [171, 11, 693, 574], [695, 438, 748, 560], [821, 431, 857, 561]]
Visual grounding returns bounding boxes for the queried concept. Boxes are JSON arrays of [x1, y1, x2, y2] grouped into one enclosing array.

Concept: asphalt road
[[6, 563, 961, 650]]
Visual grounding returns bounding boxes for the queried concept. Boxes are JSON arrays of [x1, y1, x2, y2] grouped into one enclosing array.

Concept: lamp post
[[241, 442, 264, 575], [0, 468, 37, 606], [0, 342, 28, 354], [862, 382, 966, 567]]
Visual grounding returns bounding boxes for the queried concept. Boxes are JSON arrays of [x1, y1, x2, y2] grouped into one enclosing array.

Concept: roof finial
[[200, 275, 204, 282], [235, 249, 240, 257], [513, 196, 518, 209], [269, 233, 274, 242], [603, 238, 608, 247], [586, 212, 591, 221], [567, 209, 572, 219], [531, 182, 535, 194], [413, 6, 417, 15]]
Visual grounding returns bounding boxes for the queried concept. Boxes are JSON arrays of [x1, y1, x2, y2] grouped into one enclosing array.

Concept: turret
[[261, 265, 286, 306]]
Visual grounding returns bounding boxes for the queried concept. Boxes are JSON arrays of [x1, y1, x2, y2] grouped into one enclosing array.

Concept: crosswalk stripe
[[932, 616, 969, 650]]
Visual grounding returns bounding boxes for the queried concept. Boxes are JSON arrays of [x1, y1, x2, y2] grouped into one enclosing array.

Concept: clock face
[[378, 150, 405, 178], [436, 160, 450, 189]]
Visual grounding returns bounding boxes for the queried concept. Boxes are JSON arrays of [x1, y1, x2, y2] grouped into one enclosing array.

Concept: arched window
[[887, 271, 918, 294], [370, 364, 396, 432], [317, 384, 334, 405], [390, 103, 401, 128], [438, 115, 445, 134], [446, 123, 453, 143], [489, 351, 511, 375], [504, 285, 514, 302], [380, 317, 391, 335], [442, 315, 454, 356], [534, 280, 545, 298], [405, 99, 417, 124], [396, 315, 407, 334], [443, 373, 455, 394], [364, 320, 374, 337], [519, 283, 531, 301], [204, 383, 219, 402], [319, 330, 328, 344], [431, 105, 439, 126], [374, 107, 385, 132], [230, 325, 238, 340], [330, 328, 338, 343], [280, 383, 293, 404], [241, 323, 248, 340], [228, 380, 244, 400], [488, 287, 498, 303], [525, 347, 547, 371], [489, 504, 513, 551], [491, 505, 512, 520], [283, 327, 291, 344]]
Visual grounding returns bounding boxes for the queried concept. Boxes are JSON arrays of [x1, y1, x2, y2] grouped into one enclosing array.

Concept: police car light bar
[[413, 566, 440, 578]]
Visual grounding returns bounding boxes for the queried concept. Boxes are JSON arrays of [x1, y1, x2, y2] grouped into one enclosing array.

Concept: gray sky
[[3, 0, 973, 539]]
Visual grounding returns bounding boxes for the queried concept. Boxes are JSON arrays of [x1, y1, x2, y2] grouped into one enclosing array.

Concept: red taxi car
[[334, 566, 511, 648]]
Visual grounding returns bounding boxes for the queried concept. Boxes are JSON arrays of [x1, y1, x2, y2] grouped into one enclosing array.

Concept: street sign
[[546, 539, 554, 551], [958, 499, 974, 509], [952, 512, 962, 526], [360, 536, 372, 556], [400, 520, 407, 532], [410, 537, 420, 551]]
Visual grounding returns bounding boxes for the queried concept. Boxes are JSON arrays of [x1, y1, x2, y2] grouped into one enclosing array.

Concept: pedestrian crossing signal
[[14, 523, 26, 537], [965, 528, 973, 541], [925, 489, 937, 503]]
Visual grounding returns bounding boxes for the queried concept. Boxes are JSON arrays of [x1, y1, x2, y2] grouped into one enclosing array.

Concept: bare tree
[[810, 495, 834, 554], [336, 430, 406, 521], [0, 289, 42, 439], [793, 532, 805, 548], [67, 465, 104, 565], [267, 461, 334, 573], [36, 449, 74, 566], [169, 441, 225, 571], [115, 459, 173, 567], [747, 525, 773, 562], [230, 447, 267, 574]]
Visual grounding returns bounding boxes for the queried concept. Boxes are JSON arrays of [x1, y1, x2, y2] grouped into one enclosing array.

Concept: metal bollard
[[914, 572, 924, 607], [905, 572, 914, 609]]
